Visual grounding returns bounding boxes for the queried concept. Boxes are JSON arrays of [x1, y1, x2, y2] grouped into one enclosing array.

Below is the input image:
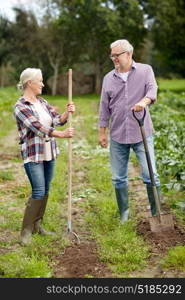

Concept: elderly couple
[[14, 39, 160, 245]]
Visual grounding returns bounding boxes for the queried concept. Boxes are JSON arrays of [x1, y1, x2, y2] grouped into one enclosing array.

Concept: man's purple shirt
[[98, 61, 158, 144]]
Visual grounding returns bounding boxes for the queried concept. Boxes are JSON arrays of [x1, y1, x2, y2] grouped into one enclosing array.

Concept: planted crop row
[[151, 92, 185, 191]]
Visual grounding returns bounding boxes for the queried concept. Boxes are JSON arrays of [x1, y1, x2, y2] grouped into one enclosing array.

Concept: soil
[[0, 130, 185, 278], [53, 242, 112, 278]]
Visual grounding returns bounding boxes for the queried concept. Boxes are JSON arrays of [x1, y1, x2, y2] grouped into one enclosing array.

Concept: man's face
[[110, 45, 131, 71]]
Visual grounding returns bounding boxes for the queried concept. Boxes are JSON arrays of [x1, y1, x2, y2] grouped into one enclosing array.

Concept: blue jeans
[[110, 136, 160, 188], [24, 160, 55, 200]]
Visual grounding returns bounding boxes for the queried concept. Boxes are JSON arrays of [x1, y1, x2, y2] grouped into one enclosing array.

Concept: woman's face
[[29, 74, 44, 95]]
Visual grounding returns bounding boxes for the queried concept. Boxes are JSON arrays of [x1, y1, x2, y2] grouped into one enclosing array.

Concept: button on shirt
[[98, 61, 158, 144]]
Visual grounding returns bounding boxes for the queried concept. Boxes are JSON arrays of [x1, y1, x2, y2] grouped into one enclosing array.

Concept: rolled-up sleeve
[[98, 78, 111, 128], [145, 66, 158, 104]]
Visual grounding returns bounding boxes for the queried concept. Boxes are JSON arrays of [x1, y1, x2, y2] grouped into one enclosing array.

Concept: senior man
[[98, 39, 160, 223]]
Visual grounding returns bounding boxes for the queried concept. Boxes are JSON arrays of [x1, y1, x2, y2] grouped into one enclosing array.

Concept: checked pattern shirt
[[14, 96, 66, 163]]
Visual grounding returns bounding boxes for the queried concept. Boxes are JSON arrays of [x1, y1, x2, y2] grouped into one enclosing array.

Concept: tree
[[140, 0, 185, 77], [9, 9, 44, 80], [54, 0, 147, 92], [0, 17, 12, 87], [111, 0, 147, 56]]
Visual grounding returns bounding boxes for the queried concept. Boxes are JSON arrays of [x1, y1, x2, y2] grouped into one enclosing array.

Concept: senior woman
[[14, 68, 75, 245]]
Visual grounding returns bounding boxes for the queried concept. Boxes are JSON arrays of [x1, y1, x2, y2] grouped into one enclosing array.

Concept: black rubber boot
[[20, 197, 43, 245], [33, 195, 54, 235], [115, 187, 129, 223], [146, 185, 161, 216]]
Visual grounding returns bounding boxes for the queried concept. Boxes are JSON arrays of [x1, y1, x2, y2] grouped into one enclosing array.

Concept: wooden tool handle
[[68, 68, 72, 127], [67, 68, 72, 231]]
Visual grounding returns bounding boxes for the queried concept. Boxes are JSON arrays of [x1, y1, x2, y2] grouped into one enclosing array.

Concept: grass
[[161, 246, 185, 272], [157, 78, 185, 92], [0, 87, 18, 138], [0, 82, 184, 277], [164, 190, 185, 224], [86, 196, 149, 274], [0, 252, 52, 278], [0, 170, 14, 182], [85, 154, 149, 274]]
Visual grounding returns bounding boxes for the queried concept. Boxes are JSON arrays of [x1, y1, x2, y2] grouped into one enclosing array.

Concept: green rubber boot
[[146, 185, 161, 216], [20, 197, 43, 245], [115, 187, 129, 223], [33, 195, 54, 235]]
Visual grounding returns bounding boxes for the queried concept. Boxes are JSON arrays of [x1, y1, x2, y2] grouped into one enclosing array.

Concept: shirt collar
[[18, 96, 42, 105], [18, 96, 31, 104]]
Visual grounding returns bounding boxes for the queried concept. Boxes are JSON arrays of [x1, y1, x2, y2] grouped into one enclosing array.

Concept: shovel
[[132, 108, 174, 232], [67, 68, 80, 243]]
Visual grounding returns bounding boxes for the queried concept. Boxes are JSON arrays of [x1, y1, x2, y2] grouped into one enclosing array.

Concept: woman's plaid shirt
[[14, 96, 66, 163]]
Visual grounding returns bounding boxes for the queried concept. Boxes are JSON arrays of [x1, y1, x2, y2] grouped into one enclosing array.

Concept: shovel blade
[[149, 213, 174, 232]]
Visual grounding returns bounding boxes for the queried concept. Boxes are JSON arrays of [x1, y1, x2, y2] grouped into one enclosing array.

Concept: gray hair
[[110, 39, 134, 54], [17, 68, 42, 91]]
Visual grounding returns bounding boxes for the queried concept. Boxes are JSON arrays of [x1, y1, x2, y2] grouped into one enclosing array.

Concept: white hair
[[110, 39, 134, 53], [17, 68, 42, 91]]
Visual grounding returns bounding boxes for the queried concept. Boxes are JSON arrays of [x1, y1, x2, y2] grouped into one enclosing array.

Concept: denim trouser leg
[[110, 138, 130, 188], [110, 136, 160, 187], [24, 160, 55, 200], [110, 136, 160, 217], [43, 160, 55, 195], [132, 135, 160, 186]]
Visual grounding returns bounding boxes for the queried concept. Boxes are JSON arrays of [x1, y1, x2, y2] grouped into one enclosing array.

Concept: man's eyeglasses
[[109, 51, 127, 60]]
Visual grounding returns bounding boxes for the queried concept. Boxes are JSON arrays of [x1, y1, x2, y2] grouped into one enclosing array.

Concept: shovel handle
[[133, 107, 162, 216], [132, 108, 146, 126]]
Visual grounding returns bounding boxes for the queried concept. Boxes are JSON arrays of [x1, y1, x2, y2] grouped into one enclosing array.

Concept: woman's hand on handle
[[60, 102, 75, 123], [51, 128, 75, 138], [67, 102, 75, 113]]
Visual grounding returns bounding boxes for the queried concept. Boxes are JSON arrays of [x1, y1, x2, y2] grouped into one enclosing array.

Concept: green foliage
[[0, 252, 52, 278], [0, 16, 12, 66], [161, 246, 185, 271], [1, 0, 185, 85], [0, 170, 14, 181], [151, 96, 185, 192], [157, 78, 185, 94], [164, 190, 185, 222], [8, 9, 44, 81], [0, 87, 18, 137], [86, 196, 149, 273], [142, 0, 185, 77]]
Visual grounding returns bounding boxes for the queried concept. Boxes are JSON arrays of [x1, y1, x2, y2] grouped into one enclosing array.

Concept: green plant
[[0, 252, 52, 278], [161, 246, 185, 271], [0, 170, 14, 181]]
